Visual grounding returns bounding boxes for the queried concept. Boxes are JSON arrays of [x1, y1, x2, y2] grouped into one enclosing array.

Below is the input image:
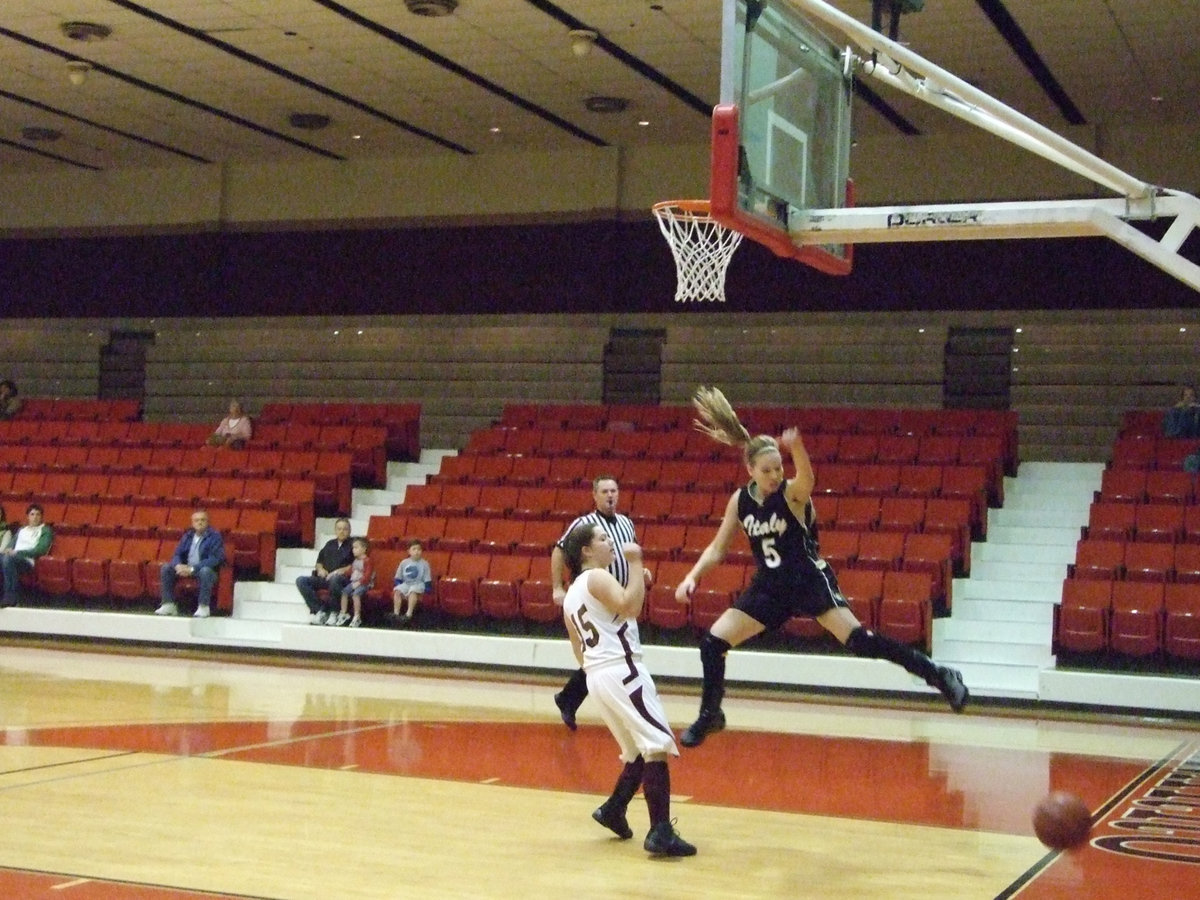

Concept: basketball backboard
[[704, 0, 1200, 295], [712, 0, 855, 274]]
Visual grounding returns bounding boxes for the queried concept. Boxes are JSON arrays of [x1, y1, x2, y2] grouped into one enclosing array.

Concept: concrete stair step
[[972, 541, 1076, 565], [276, 548, 317, 568], [985, 525, 1079, 547], [935, 618, 1050, 644], [953, 578, 1063, 604], [1010, 462, 1103, 483], [969, 560, 1067, 582], [933, 637, 1054, 666], [277, 563, 310, 584], [952, 597, 1056, 624], [990, 508, 1089, 529]]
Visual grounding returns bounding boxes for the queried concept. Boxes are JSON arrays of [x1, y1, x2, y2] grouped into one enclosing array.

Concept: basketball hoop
[[653, 199, 743, 303]]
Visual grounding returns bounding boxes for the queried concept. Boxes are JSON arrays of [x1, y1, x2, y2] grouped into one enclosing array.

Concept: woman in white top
[[561, 521, 696, 858], [207, 399, 252, 448]]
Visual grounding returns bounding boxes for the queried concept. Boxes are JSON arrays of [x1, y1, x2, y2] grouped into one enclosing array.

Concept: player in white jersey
[[561, 521, 696, 858]]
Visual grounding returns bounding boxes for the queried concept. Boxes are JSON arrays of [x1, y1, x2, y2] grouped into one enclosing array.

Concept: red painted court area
[[3, 718, 1197, 898]]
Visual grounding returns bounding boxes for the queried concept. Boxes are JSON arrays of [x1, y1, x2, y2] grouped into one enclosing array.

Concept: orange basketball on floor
[[1033, 791, 1092, 850]]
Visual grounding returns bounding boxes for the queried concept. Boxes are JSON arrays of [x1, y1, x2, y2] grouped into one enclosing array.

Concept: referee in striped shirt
[[551, 474, 651, 730]]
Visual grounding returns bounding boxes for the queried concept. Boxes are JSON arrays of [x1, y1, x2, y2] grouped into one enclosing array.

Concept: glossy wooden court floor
[[0, 644, 1197, 899]]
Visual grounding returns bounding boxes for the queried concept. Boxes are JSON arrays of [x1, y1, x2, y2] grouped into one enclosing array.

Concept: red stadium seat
[[478, 555, 532, 620], [855, 531, 906, 572], [645, 561, 693, 630], [35, 535, 90, 596], [1164, 584, 1200, 661], [690, 563, 745, 631], [818, 530, 859, 570], [1133, 504, 1184, 544], [1056, 580, 1111, 653], [836, 568, 883, 630], [879, 571, 933, 649], [439, 483, 481, 518], [877, 497, 926, 534], [640, 523, 688, 562], [438, 552, 491, 618], [834, 496, 881, 532], [476, 518, 524, 555], [438, 517, 486, 553], [1085, 502, 1136, 542], [1122, 541, 1174, 583], [1071, 539, 1125, 580], [516, 520, 562, 558], [72, 536, 125, 599], [109, 538, 162, 603], [1099, 468, 1142, 504], [1110, 581, 1165, 657], [835, 433, 879, 464]]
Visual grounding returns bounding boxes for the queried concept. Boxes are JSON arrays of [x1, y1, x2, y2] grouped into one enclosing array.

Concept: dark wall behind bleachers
[[1, 218, 1197, 318]]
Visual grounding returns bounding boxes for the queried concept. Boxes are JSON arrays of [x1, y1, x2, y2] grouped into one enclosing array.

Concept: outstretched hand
[[674, 576, 696, 603], [778, 426, 800, 451]]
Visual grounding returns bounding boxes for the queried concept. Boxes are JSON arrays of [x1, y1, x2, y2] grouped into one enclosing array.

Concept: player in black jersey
[[674, 387, 969, 747]]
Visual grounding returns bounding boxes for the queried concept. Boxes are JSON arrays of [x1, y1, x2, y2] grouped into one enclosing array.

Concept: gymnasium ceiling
[[0, 0, 1195, 172]]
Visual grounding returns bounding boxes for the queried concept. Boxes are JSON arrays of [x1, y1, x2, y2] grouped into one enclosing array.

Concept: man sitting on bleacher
[[0, 504, 53, 607], [155, 510, 225, 619]]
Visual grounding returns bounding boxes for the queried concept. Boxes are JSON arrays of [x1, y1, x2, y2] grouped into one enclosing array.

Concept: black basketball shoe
[[592, 803, 633, 840], [933, 666, 969, 713], [679, 709, 725, 748], [644, 821, 697, 857]]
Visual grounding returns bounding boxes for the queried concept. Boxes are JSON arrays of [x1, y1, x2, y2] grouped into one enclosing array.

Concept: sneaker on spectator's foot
[[554, 691, 578, 731], [679, 709, 725, 748], [932, 666, 969, 713], [335, 612, 352, 627], [311, 611, 327, 626], [324, 612, 339, 625], [592, 804, 633, 840], [193, 605, 211, 619], [154, 602, 178, 616], [349, 615, 361, 628], [644, 820, 696, 857]]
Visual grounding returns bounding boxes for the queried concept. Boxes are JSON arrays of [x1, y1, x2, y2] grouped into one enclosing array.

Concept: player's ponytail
[[692, 386, 778, 466]]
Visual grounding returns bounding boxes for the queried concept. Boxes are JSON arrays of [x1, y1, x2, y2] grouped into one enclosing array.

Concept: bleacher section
[[1056, 409, 1200, 663], [0, 398, 418, 617], [349, 402, 1017, 652]]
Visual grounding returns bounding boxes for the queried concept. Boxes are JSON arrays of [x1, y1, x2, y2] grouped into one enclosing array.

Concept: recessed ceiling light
[[288, 112, 330, 130], [60, 21, 111, 42], [584, 95, 629, 113], [638, 120, 649, 127], [21, 126, 62, 142], [404, 0, 457, 16]]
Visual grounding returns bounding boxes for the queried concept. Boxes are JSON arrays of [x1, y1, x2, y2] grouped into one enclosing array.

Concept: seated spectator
[[0, 506, 10, 553], [298, 517, 355, 625], [155, 509, 226, 618], [207, 399, 252, 449], [0, 380, 21, 420], [332, 537, 373, 628], [0, 504, 53, 607], [1164, 386, 1200, 438], [389, 539, 432, 628]]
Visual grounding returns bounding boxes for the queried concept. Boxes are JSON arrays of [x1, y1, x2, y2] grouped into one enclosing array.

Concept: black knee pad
[[845, 626, 882, 658], [699, 632, 732, 666]]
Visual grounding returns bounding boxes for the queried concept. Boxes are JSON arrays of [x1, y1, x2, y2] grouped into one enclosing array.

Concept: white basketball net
[[653, 200, 743, 303]]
